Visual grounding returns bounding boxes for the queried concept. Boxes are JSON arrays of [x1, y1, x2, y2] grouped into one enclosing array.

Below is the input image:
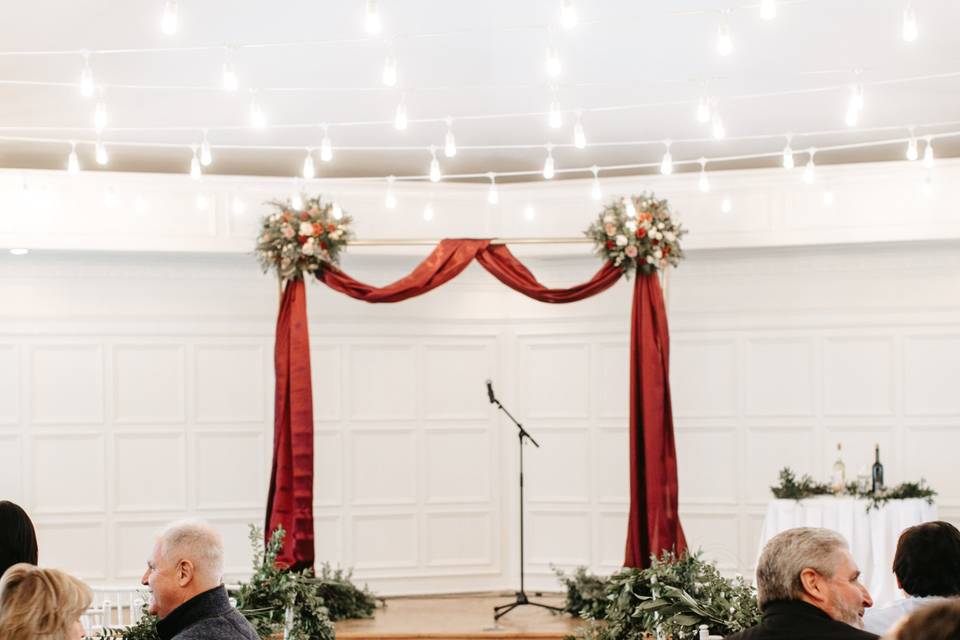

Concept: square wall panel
[[0, 436, 23, 501], [352, 514, 418, 570], [114, 521, 165, 579], [527, 511, 590, 566], [210, 519, 261, 577], [745, 339, 814, 417], [522, 342, 589, 419], [423, 344, 491, 420], [114, 433, 187, 511], [680, 513, 739, 570], [823, 338, 894, 416], [36, 522, 107, 580], [598, 511, 628, 569], [903, 428, 960, 503], [350, 430, 416, 505], [195, 432, 265, 509], [425, 512, 492, 567], [349, 345, 416, 421], [194, 345, 265, 423], [31, 345, 103, 424], [672, 339, 738, 418], [526, 430, 590, 504], [312, 346, 342, 422], [742, 514, 767, 573], [0, 345, 18, 424], [114, 345, 186, 423], [32, 434, 105, 513], [595, 429, 629, 504], [596, 343, 629, 419], [315, 516, 343, 565], [677, 430, 738, 504], [904, 336, 960, 415], [744, 429, 814, 504], [314, 431, 342, 506], [425, 430, 491, 504]]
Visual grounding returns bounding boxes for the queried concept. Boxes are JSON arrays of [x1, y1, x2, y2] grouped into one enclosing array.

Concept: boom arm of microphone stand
[[491, 398, 540, 448]]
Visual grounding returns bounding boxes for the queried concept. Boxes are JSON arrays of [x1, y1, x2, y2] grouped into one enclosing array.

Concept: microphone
[[486, 379, 495, 404]]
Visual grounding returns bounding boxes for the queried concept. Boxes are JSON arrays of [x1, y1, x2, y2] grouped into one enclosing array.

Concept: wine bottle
[[831, 442, 846, 493], [871, 444, 885, 493]]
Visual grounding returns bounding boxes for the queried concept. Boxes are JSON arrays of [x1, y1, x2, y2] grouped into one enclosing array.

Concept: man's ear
[[177, 560, 195, 587], [799, 568, 827, 604]]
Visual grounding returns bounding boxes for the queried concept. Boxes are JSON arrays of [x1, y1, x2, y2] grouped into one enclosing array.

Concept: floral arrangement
[[255, 195, 353, 281], [771, 467, 937, 511], [585, 193, 686, 275]]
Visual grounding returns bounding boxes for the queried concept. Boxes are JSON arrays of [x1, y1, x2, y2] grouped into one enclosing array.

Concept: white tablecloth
[[758, 498, 937, 606]]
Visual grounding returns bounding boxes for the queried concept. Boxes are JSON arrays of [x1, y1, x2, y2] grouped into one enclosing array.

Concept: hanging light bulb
[[332, 202, 343, 220], [394, 96, 408, 130], [902, 1, 918, 42], [381, 50, 397, 87], [93, 98, 108, 133], [95, 138, 109, 166], [716, 10, 733, 56], [696, 95, 711, 124], [189, 145, 202, 180], [291, 189, 304, 210], [543, 145, 555, 179], [760, 0, 776, 21], [79, 53, 94, 98], [660, 142, 673, 175], [803, 148, 816, 184], [423, 202, 435, 221], [923, 136, 935, 168], [429, 146, 441, 182], [222, 49, 238, 91], [698, 158, 710, 193], [67, 141, 80, 174], [524, 204, 536, 221], [546, 45, 562, 78], [711, 113, 726, 140], [444, 118, 457, 157], [623, 196, 637, 218], [548, 97, 563, 128], [906, 134, 919, 161], [590, 166, 602, 201], [365, 0, 382, 35], [320, 125, 333, 162], [385, 175, 397, 209], [302, 149, 315, 179], [199, 130, 213, 166], [573, 112, 586, 149], [560, 0, 578, 29], [249, 93, 267, 129], [161, 0, 178, 35], [487, 173, 499, 205], [721, 197, 733, 213], [782, 136, 795, 169]]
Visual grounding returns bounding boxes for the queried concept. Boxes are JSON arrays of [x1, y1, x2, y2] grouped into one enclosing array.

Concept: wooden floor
[[336, 593, 585, 640]]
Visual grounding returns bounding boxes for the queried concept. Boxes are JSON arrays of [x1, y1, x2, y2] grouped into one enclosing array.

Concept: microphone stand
[[488, 383, 565, 621]]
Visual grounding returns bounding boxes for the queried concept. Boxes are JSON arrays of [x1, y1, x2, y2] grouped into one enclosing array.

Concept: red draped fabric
[[266, 238, 686, 569], [265, 278, 316, 569], [624, 274, 687, 567]]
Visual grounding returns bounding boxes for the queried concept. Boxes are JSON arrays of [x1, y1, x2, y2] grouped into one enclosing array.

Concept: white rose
[[615, 234, 628, 247], [654, 249, 663, 259], [657, 222, 665, 229], [664, 231, 676, 242], [299, 222, 313, 236], [625, 220, 638, 232], [330, 230, 342, 240], [646, 255, 656, 264], [649, 229, 660, 240], [301, 240, 316, 256]]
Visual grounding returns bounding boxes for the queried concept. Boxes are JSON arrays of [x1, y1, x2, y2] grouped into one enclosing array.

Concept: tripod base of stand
[[493, 591, 565, 621]]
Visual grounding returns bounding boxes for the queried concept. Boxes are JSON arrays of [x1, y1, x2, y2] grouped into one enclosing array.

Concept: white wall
[[1, 161, 958, 595]]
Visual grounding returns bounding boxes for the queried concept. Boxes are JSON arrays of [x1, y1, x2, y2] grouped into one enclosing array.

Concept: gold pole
[[346, 237, 592, 247]]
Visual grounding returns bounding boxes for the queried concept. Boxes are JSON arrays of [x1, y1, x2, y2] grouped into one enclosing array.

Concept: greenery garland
[[584, 192, 686, 275], [771, 467, 936, 511]]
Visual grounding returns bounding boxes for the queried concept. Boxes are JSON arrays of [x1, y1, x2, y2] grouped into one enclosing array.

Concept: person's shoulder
[[174, 610, 258, 640]]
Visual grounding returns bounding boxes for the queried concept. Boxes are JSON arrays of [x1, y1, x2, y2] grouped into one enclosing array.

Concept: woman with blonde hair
[[0, 563, 92, 640]]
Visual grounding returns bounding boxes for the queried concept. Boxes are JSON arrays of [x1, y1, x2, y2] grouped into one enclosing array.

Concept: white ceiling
[[1, 0, 959, 182]]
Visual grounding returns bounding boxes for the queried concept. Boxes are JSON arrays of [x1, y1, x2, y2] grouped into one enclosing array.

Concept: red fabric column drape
[[624, 273, 687, 567], [265, 278, 316, 569]]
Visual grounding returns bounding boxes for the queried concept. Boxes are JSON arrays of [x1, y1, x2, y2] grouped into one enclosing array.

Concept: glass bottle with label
[[831, 442, 846, 493]]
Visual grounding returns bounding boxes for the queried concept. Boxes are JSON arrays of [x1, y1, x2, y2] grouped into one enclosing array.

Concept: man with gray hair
[[726, 527, 878, 640], [141, 519, 257, 640]]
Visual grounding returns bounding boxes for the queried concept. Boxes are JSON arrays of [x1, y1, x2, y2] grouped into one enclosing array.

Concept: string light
[[302, 148, 315, 179], [423, 202, 434, 221], [660, 141, 673, 175], [716, 10, 733, 56], [697, 157, 710, 193], [93, 97, 108, 133], [365, 0, 382, 35], [79, 53, 94, 98], [190, 145, 202, 179], [524, 204, 536, 221], [291, 189, 304, 210], [721, 197, 733, 213], [199, 130, 212, 166], [249, 92, 267, 129], [332, 201, 343, 219], [429, 146, 441, 182], [548, 94, 563, 129], [543, 144, 555, 179], [320, 125, 333, 162], [381, 50, 397, 87], [385, 175, 397, 208], [394, 96, 408, 130], [487, 172, 499, 204], [760, 0, 776, 21], [711, 113, 726, 140], [588, 165, 602, 200], [95, 138, 109, 166], [560, 0, 578, 29], [803, 148, 816, 184], [222, 49, 238, 92], [782, 135, 795, 169], [546, 45, 562, 78], [923, 136, 935, 168], [623, 196, 637, 218], [444, 118, 457, 157], [845, 84, 863, 127], [67, 141, 80, 174], [906, 129, 919, 160], [902, 1, 918, 42], [573, 112, 586, 149], [161, 0, 179, 35]]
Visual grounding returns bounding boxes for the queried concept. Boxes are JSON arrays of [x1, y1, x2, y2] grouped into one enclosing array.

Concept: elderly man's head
[[756, 527, 873, 628], [141, 520, 224, 619]]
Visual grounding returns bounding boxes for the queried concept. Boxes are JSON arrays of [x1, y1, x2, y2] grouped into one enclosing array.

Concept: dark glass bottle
[[871, 444, 885, 493]]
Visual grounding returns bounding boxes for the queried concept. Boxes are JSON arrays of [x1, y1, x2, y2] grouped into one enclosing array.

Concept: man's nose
[[861, 586, 874, 608]]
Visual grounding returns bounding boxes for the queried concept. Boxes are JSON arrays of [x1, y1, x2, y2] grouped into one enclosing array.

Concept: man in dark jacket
[[726, 527, 879, 640], [141, 520, 258, 640]]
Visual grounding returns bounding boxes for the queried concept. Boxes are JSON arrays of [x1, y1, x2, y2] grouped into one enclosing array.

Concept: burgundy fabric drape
[[265, 278, 316, 569], [266, 238, 686, 569], [624, 273, 687, 567]]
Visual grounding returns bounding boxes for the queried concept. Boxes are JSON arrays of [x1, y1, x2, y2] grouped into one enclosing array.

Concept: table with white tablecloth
[[758, 497, 937, 606]]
